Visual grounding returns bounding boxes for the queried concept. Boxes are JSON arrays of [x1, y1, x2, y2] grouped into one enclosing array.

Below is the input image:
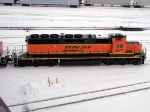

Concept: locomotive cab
[[109, 33, 126, 54], [0, 41, 2, 55], [109, 33, 146, 64]]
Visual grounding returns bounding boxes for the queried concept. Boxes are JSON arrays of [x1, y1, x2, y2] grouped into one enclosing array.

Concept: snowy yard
[[0, 5, 150, 112]]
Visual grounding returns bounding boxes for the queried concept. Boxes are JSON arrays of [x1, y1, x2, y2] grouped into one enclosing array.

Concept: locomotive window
[[116, 44, 123, 48]]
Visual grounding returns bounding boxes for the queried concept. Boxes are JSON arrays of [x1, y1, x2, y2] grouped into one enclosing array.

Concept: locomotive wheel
[[4, 3, 12, 5], [41, 61, 47, 66], [48, 62, 54, 66], [0, 63, 7, 68], [104, 60, 112, 65], [120, 59, 126, 65], [26, 61, 32, 66], [48, 61, 58, 66], [132, 60, 139, 65], [33, 61, 40, 67], [107, 61, 112, 65], [14, 63, 18, 67], [70, 5, 78, 8], [18, 62, 26, 67], [41, 61, 51, 66]]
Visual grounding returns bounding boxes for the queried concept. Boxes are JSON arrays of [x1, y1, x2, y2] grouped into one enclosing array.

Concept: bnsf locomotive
[[12, 33, 146, 67], [0, 41, 7, 66]]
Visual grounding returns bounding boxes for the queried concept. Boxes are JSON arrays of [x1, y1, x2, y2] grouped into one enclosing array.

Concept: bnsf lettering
[[65, 46, 93, 49]]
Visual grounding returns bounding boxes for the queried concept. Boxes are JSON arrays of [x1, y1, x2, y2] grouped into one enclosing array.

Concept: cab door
[[112, 38, 126, 54]]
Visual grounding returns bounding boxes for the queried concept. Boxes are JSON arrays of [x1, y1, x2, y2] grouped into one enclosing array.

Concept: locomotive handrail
[[142, 46, 147, 58], [12, 45, 26, 54]]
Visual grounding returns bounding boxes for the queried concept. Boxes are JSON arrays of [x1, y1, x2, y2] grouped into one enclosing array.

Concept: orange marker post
[[48, 77, 50, 87], [56, 78, 58, 83]]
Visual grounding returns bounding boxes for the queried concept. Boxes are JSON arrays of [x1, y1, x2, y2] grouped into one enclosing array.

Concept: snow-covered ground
[[0, 5, 150, 112]]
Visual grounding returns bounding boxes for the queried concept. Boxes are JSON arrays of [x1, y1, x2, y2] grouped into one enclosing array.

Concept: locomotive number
[[116, 49, 123, 52]]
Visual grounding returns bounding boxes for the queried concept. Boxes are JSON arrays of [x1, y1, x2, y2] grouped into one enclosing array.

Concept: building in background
[[0, 0, 81, 7], [84, 0, 150, 7]]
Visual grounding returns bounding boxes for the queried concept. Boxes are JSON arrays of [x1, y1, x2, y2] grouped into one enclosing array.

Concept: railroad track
[[0, 27, 117, 30], [0, 27, 149, 31], [8, 81, 150, 112]]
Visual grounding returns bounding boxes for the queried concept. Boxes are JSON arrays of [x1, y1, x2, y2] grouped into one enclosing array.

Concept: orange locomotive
[[13, 33, 147, 66], [0, 41, 7, 66], [0, 41, 3, 66], [0, 41, 2, 55]]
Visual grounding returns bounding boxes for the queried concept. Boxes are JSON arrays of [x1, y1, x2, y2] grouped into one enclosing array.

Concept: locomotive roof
[[127, 41, 140, 44], [26, 34, 112, 44], [27, 33, 126, 40], [27, 34, 96, 39], [108, 33, 126, 38]]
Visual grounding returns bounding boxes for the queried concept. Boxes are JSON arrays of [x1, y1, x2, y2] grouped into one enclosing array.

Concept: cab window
[[116, 44, 123, 48]]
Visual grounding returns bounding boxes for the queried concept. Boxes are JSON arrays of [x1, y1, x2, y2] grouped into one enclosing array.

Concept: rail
[[8, 81, 150, 112], [0, 27, 149, 31]]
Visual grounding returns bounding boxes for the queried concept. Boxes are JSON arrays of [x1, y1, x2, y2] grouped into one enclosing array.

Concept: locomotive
[[12, 33, 146, 67], [0, 41, 7, 66]]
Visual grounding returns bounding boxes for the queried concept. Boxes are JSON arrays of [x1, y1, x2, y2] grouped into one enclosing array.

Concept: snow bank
[[23, 81, 65, 97]]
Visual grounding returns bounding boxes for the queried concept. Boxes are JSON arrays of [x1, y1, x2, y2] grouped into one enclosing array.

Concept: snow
[[9, 81, 150, 112], [49, 89, 150, 112], [0, 5, 150, 112]]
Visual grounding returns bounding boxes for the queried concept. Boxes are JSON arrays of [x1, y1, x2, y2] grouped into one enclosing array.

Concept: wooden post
[[48, 77, 50, 87], [56, 78, 58, 83]]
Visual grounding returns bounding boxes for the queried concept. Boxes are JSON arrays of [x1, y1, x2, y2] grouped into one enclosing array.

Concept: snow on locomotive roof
[[108, 33, 126, 37], [127, 41, 140, 44], [27, 33, 127, 40], [27, 34, 113, 39], [27, 34, 97, 39], [95, 34, 109, 39]]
